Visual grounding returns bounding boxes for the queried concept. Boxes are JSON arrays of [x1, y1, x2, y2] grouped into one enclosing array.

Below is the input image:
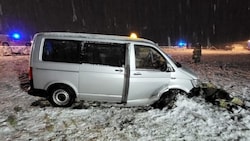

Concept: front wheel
[[48, 85, 76, 107], [152, 89, 187, 110]]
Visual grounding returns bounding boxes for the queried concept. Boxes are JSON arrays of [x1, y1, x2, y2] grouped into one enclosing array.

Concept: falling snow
[[0, 47, 250, 140]]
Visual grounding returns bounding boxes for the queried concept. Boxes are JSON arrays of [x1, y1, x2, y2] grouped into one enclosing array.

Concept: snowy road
[[0, 49, 250, 141]]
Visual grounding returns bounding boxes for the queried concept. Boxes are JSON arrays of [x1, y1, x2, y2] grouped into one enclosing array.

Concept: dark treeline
[[0, 0, 249, 45]]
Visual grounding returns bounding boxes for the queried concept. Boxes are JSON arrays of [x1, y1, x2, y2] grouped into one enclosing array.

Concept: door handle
[[115, 69, 123, 72], [133, 72, 142, 75]]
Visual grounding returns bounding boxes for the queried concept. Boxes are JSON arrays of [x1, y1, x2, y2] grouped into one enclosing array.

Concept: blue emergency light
[[11, 33, 21, 40], [178, 40, 187, 47]]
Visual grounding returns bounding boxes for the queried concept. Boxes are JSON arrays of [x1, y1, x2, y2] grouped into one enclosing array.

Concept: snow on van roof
[[34, 32, 156, 45]]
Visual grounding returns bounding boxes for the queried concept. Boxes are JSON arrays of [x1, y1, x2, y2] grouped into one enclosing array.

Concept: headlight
[[191, 79, 201, 88]]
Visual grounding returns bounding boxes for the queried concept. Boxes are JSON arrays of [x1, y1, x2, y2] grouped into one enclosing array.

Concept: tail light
[[29, 67, 33, 80]]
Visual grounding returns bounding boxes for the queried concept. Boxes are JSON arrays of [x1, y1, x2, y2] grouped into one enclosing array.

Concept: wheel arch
[[168, 85, 190, 94], [157, 85, 189, 99], [46, 82, 77, 98]]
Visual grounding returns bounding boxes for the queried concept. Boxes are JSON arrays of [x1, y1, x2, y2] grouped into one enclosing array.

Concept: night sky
[[0, 0, 249, 45]]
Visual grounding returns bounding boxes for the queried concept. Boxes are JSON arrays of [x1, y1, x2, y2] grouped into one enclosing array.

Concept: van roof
[[34, 32, 156, 45]]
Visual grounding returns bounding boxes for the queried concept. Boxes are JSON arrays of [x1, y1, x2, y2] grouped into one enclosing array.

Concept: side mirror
[[161, 63, 174, 72], [176, 62, 182, 67]]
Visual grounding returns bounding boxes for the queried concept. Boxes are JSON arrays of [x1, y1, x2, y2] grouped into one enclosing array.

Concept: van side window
[[42, 39, 80, 63], [80, 43, 125, 67], [135, 45, 165, 70]]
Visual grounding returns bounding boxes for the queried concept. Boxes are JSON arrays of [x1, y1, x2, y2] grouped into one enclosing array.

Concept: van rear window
[[80, 42, 126, 67], [42, 39, 80, 63]]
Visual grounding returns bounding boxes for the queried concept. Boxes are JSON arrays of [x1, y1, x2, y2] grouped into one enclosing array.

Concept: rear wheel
[[48, 85, 76, 107]]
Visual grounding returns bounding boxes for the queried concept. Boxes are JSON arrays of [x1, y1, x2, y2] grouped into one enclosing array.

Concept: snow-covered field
[[0, 49, 250, 141]]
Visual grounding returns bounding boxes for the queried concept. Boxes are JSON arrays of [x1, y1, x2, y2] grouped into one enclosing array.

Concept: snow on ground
[[0, 49, 250, 141]]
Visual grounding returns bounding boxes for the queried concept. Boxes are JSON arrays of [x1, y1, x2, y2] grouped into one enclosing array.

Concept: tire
[[2, 42, 9, 46], [152, 89, 187, 110], [48, 85, 76, 107]]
